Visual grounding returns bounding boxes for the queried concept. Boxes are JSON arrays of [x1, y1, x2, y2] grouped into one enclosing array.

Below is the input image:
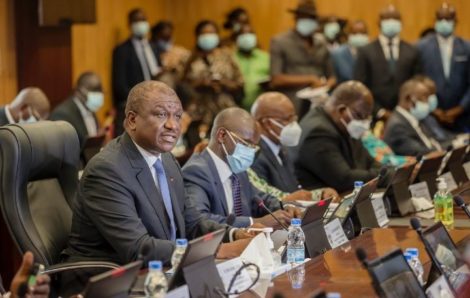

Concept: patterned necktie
[[388, 40, 396, 73], [230, 174, 243, 216], [153, 159, 176, 241]]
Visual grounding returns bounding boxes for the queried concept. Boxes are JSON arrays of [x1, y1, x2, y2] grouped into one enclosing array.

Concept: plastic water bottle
[[404, 248, 424, 285], [434, 178, 454, 229], [144, 261, 168, 298], [353, 181, 364, 196], [287, 218, 305, 264], [171, 238, 188, 270]]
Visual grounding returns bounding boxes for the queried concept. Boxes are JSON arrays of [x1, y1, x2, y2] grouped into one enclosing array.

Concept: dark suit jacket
[[252, 138, 299, 193], [383, 110, 438, 156], [295, 106, 382, 193], [182, 149, 281, 228], [331, 45, 356, 83], [64, 133, 229, 265], [0, 274, 5, 295], [417, 35, 470, 129], [421, 115, 455, 148], [49, 97, 98, 147], [354, 39, 421, 114], [0, 108, 9, 126]]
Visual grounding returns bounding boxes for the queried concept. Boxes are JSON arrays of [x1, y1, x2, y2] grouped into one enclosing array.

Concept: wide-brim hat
[[288, 0, 318, 18]]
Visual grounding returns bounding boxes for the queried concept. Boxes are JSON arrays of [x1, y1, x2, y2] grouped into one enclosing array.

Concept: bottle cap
[[291, 218, 302, 226], [405, 248, 419, 257], [436, 178, 447, 191], [403, 252, 412, 261], [326, 293, 342, 298], [354, 181, 364, 188], [176, 239, 188, 246], [148, 260, 163, 270]]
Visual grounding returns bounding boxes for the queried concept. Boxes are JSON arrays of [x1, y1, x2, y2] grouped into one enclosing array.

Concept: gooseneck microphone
[[454, 196, 470, 219], [254, 196, 289, 230]]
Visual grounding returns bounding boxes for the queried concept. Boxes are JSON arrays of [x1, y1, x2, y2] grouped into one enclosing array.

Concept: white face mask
[[86, 91, 104, 112], [131, 21, 150, 38], [269, 119, 302, 147], [341, 109, 370, 140]]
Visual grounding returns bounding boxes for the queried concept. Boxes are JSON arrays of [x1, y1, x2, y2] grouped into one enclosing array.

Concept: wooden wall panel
[[0, 0, 17, 105]]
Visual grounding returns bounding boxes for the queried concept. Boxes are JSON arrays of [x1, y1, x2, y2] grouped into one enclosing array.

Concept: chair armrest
[[43, 261, 120, 275]]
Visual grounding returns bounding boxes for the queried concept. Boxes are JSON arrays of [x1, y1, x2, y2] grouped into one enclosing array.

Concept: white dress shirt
[[73, 97, 98, 137], [131, 38, 160, 81], [396, 106, 441, 151], [261, 135, 282, 165], [3, 105, 15, 124], [437, 34, 454, 79], [378, 34, 400, 61], [133, 140, 162, 188]]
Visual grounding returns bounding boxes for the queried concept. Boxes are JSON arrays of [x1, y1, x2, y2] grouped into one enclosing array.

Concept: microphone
[[355, 247, 368, 268], [226, 213, 236, 226], [454, 196, 470, 219], [254, 196, 289, 231]]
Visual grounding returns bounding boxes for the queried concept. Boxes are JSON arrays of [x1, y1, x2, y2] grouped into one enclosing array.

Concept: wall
[[0, 0, 17, 105]]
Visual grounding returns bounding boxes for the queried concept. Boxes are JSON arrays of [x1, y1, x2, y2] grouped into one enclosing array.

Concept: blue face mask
[[296, 18, 318, 37], [237, 33, 257, 51], [411, 100, 430, 120], [197, 33, 219, 51], [222, 131, 256, 174], [86, 92, 104, 112], [428, 94, 438, 112], [348, 33, 369, 48], [381, 19, 401, 38], [324, 22, 340, 41], [435, 20, 454, 37]]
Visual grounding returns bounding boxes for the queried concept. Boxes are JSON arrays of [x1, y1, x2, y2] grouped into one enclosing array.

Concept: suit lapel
[[122, 133, 171, 239], [260, 139, 291, 190], [202, 150, 229, 215], [431, 36, 447, 81], [161, 153, 185, 237], [374, 40, 391, 76], [70, 98, 89, 139]]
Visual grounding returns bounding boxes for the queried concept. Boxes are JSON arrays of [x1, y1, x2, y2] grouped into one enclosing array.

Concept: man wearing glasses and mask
[[295, 81, 390, 193], [182, 107, 301, 228]]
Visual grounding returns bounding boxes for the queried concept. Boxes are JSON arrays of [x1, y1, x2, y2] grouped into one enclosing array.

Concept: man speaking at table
[[62, 81, 251, 293]]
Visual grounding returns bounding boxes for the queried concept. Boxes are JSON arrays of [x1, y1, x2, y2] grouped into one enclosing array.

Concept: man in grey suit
[[182, 107, 300, 228], [0, 87, 50, 126], [384, 79, 442, 156], [63, 82, 251, 293]]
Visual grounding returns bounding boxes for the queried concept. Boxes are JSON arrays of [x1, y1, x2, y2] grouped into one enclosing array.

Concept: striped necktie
[[230, 174, 243, 216]]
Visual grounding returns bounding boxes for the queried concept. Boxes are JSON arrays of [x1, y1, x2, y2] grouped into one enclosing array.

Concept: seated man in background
[[182, 107, 300, 228], [0, 87, 50, 126], [295, 81, 388, 193], [384, 79, 444, 156], [62, 81, 251, 294], [50, 72, 103, 147], [251, 92, 339, 201]]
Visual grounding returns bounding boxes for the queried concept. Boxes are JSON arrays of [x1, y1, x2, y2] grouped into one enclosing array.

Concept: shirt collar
[[206, 147, 233, 183], [396, 106, 419, 128], [379, 34, 400, 46], [437, 34, 454, 45], [4, 105, 15, 124], [261, 134, 281, 157], [132, 139, 161, 169]]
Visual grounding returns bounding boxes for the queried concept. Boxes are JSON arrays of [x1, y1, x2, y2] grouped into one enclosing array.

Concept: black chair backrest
[[0, 121, 80, 266]]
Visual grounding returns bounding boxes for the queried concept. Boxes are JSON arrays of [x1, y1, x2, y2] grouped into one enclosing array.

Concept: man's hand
[[284, 205, 302, 218], [433, 108, 447, 123], [253, 210, 292, 229], [321, 188, 340, 202], [10, 251, 50, 298], [216, 238, 252, 259], [282, 190, 312, 202], [444, 106, 464, 124]]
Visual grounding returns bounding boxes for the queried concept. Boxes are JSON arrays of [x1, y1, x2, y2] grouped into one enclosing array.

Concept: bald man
[[417, 3, 470, 132], [63, 81, 250, 294], [296, 81, 388, 193], [0, 87, 50, 126], [182, 107, 300, 228], [50, 72, 103, 146], [354, 5, 421, 120], [384, 79, 443, 156]]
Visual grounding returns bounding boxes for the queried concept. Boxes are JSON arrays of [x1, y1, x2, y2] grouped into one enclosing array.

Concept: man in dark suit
[[384, 79, 443, 156], [0, 88, 50, 126], [251, 92, 339, 201], [354, 5, 421, 120], [295, 81, 388, 193], [112, 8, 161, 136], [417, 4, 470, 131], [49, 72, 102, 146], [182, 107, 300, 228], [63, 82, 251, 288]]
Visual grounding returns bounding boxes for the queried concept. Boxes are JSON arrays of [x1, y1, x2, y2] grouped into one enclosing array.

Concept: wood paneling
[[0, 0, 17, 105]]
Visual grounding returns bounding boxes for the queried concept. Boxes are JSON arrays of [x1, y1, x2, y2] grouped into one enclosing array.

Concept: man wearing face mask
[[321, 15, 347, 50], [384, 79, 443, 156], [251, 92, 339, 201], [354, 5, 421, 121], [295, 81, 387, 193], [0, 87, 50, 126], [417, 3, 470, 132], [112, 8, 161, 136], [234, 23, 270, 110], [331, 20, 369, 84], [182, 107, 301, 228], [270, 0, 336, 119], [50, 72, 103, 146]]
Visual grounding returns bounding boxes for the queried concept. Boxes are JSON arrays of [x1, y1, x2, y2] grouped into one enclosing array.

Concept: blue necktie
[[153, 159, 176, 241], [230, 174, 243, 216]]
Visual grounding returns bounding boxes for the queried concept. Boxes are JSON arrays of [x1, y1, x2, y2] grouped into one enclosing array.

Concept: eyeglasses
[[226, 129, 260, 152]]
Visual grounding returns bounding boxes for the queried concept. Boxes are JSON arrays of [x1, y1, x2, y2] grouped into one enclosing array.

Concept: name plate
[[464, 161, 470, 181], [371, 197, 389, 227], [439, 172, 458, 192], [324, 218, 349, 248], [216, 257, 253, 295], [165, 285, 190, 298], [409, 181, 432, 200]]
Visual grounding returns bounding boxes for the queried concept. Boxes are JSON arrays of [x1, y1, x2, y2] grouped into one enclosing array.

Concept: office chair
[[0, 121, 118, 274]]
